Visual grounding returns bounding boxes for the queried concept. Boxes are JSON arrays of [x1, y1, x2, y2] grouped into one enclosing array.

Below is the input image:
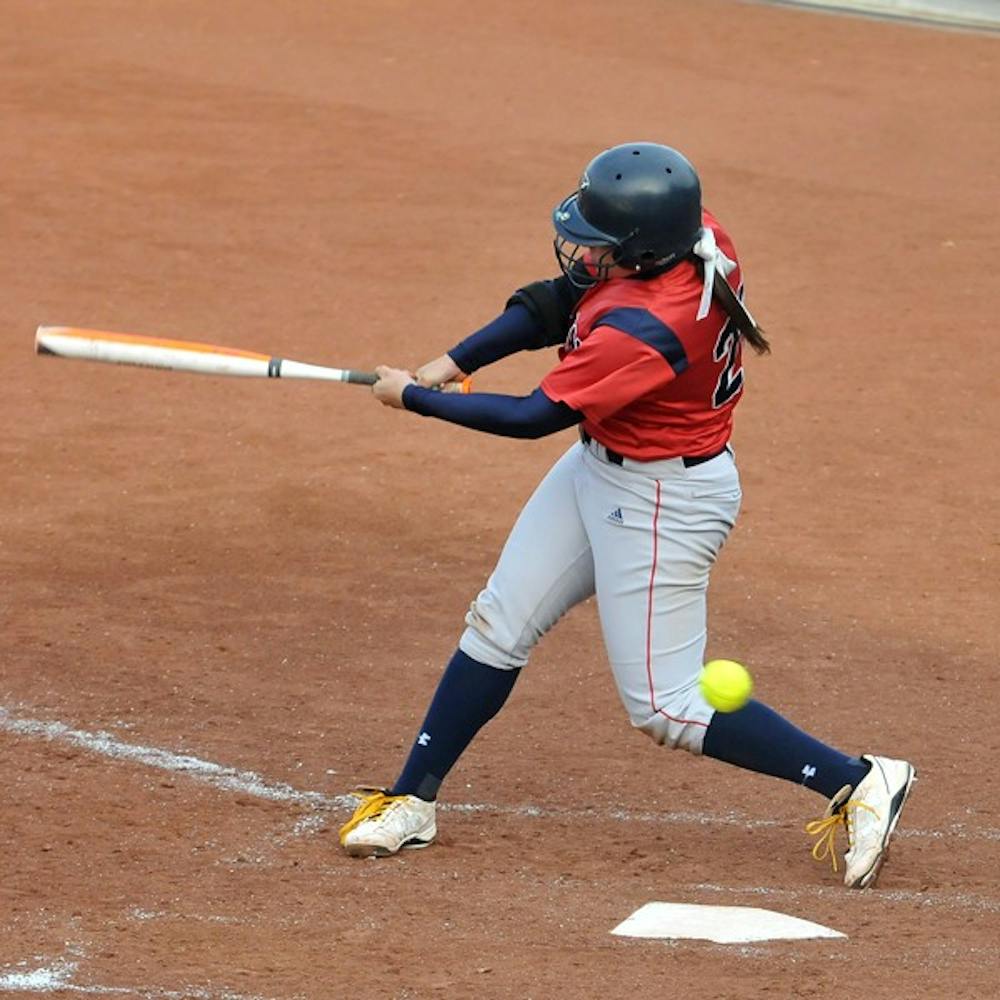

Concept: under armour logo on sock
[[801, 764, 817, 783], [417, 732, 431, 747]]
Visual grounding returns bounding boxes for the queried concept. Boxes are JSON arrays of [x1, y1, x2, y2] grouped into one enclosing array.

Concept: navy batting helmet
[[552, 142, 703, 285]]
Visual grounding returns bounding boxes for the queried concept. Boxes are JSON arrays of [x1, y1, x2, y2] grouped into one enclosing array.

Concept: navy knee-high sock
[[702, 699, 870, 799], [390, 649, 519, 801]]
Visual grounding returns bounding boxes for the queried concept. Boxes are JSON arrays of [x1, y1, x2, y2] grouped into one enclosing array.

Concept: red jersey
[[540, 210, 745, 461]]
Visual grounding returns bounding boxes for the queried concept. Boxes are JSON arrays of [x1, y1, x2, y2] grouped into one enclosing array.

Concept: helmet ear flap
[[616, 244, 666, 274], [634, 248, 660, 271]]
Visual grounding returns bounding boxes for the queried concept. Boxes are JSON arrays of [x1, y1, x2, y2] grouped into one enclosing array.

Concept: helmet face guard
[[552, 142, 703, 287], [552, 193, 629, 288]]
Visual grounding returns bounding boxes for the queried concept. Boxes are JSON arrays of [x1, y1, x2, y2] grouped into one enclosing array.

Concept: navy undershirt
[[447, 302, 556, 373], [403, 385, 581, 439], [404, 302, 582, 438]]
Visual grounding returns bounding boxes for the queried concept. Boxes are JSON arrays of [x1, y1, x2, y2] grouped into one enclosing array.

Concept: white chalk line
[[0, 708, 338, 809], [0, 952, 266, 998], [3, 706, 998, 847]]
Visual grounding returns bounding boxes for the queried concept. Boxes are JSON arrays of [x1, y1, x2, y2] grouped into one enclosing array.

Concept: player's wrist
[[444, 350, 470, 375], [445, 346, 478, 376]]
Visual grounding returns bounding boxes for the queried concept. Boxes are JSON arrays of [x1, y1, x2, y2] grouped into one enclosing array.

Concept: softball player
[[340, 143, 915, 888]]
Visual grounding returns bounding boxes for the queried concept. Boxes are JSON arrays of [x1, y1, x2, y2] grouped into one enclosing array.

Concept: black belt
[[579, 429, 727, 468]]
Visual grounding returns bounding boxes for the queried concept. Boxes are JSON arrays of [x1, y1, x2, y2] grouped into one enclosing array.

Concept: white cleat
[[807, 755, 915, 889], [843, 755, 916, 888], [339, 788, 437, 858]]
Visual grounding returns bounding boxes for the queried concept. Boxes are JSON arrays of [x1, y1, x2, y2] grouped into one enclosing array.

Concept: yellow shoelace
[[805, 801, 879, 873], [338, 789, 393, 841]]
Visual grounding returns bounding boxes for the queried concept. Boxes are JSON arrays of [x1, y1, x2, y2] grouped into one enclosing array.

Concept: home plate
[[611, 902, 846, 943]]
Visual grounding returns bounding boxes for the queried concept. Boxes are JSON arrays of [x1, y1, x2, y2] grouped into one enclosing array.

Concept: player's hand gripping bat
[[34, 326, 472, 392]]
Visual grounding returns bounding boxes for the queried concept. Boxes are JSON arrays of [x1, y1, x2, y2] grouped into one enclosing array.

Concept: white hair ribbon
[[692, 227, 737, 321]]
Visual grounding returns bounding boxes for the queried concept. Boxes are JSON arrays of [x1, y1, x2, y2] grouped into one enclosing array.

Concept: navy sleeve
[[402, 385, 582, 439], [447, 272, 587, 374], [447, 304, 546, 375]]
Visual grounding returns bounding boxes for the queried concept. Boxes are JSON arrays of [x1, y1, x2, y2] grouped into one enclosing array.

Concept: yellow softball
[[699, 659, 754, 712]]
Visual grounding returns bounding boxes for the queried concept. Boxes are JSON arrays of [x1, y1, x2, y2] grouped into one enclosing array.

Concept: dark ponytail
[[711, 268, 771, 356]]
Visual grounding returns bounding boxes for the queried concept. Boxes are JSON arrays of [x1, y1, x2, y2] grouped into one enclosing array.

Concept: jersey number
[[712, 318, 743, 408]]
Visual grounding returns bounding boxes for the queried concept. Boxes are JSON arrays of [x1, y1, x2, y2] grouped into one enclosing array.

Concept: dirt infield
[[2, 1, 998, 997]]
